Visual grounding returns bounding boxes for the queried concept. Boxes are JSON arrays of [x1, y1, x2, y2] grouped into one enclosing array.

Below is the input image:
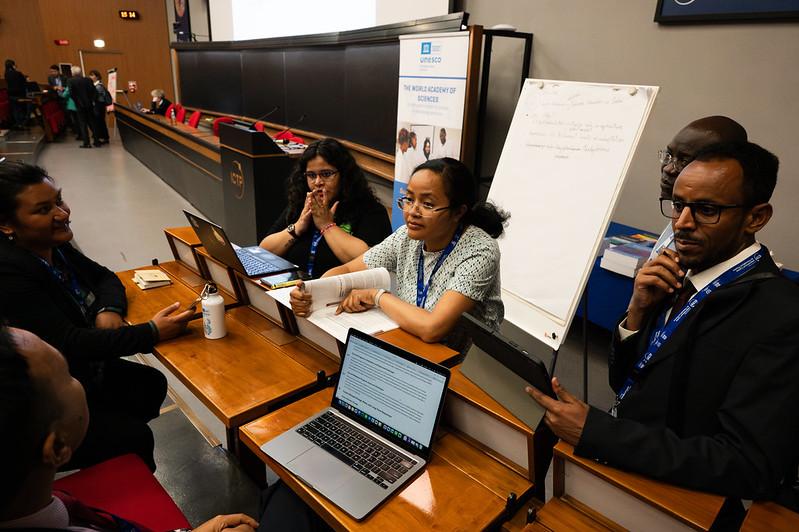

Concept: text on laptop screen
[[334, 335, 447, 452]]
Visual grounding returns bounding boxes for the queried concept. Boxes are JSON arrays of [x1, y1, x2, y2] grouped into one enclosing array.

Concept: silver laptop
[[183, 210, 298, 277], [262, 328, 451, 520]]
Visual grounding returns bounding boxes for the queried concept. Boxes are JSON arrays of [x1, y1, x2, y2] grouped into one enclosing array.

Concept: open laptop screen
[[333, 331, 449, 458]]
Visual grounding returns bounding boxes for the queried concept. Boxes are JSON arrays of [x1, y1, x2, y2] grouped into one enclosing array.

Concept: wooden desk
[[240, 388, 533, 531], [164, 226, 203, 274], [153, 317, 318, 449], [553, 442, 724, 531], [117, 266, 238, 322], [741, 501, 799, 531]]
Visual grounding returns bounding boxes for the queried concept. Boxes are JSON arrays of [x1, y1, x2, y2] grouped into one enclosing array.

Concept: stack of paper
[[133, 269, 172, 290], [266, 268, 399, 344]]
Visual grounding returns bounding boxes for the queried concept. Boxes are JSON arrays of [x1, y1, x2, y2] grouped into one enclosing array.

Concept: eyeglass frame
[[659, 198, 749, 225], [303, 169, 339, 182], [657, 149, 692, 172], [396, 196, 451, 217]]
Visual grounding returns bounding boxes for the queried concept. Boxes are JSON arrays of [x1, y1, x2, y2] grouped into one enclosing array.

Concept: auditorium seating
[[176, 106, 187, 123], [254, 121, 265, 132], [187, 110, 201, 128], [212, 116, 235, 136]]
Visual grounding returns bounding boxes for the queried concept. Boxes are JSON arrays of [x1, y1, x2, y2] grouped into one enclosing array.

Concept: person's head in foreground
[[659, 116, 747, 200], [0, 161, 73, 261], [0, 326, 259, 531]]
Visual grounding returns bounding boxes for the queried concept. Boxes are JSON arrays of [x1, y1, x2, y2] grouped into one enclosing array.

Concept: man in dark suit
[[66, 66, 99, 148], [527, 142, 799, 515]]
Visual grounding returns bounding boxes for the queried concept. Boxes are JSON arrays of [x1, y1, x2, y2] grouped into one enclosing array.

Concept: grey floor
[[40, 128, 617, 523]]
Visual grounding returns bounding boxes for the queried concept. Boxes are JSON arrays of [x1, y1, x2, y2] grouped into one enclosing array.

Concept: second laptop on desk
[[184, 210, 298, 277], [262, 328, 451, 520]]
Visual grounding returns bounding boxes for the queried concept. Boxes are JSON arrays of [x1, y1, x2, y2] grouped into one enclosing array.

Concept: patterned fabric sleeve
[[363, 226, 406, 273], [443, 234, 499, 302]]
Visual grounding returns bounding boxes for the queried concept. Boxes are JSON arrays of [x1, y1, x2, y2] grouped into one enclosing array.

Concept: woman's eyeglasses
[[396, 196, 450, 217], [304, 169, 339, 181]]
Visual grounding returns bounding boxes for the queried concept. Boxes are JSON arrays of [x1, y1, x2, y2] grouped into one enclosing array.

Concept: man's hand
[[290, 281, 313, 317], [526, 377, 589, 446], [626, 249, 685, 330], [193, 513, 259, 532], [95, 311, 125, 330], [336, 288, 377, 315]]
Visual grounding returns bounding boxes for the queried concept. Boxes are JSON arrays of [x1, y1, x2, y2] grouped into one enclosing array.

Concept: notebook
[[262, 328, 450, 520]]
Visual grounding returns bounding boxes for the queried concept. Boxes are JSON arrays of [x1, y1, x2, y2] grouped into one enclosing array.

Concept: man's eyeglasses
[[658, 149, 691, 172], [396, 196, 450, 217], [660, 198, 748, 225], [304, 169, 339, 181]]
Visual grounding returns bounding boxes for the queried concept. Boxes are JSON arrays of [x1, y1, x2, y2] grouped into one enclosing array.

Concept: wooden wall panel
[[0, 1, 48, 82], [0, 0, 173, 103]]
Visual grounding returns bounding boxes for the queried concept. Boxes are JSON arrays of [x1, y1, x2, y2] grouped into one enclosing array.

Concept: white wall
[[208, 0, 234, 41], [463, 0, 799, 268], [376, 0, 451, 26]]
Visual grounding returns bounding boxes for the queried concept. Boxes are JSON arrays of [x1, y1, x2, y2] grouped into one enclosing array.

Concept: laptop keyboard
[[236, 250, 279, 275], [296, 411, 417, 490]]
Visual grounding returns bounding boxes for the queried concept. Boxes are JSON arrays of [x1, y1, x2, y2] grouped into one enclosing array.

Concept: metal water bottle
[[201, 283, 226, 339]]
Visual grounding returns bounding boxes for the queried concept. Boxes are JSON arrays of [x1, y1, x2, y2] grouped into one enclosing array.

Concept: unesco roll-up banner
[[392, 32, 470, 229]]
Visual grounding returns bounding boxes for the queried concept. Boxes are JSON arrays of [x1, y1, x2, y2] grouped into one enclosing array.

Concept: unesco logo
[[229, 160, 245, 199], [421, 42, 432, 55]]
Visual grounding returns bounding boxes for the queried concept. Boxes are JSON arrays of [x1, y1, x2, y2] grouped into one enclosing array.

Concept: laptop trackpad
[[288, 446, 355, 492]]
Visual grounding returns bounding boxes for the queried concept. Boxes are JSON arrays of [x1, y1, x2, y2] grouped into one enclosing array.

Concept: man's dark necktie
[[669, 279, 696, 319]]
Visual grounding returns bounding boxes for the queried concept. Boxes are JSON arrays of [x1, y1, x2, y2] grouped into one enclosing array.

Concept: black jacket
[[577, 249, 799, 507], [0, 241, 155, 374], [67, 76, 97, 110], [4, 68, 27, 98]]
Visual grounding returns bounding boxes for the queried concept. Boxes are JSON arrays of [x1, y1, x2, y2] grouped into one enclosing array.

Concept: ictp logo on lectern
[[230, 160, 245, 199]]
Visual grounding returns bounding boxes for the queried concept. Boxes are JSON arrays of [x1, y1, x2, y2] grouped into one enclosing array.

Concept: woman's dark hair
[[412, 157, 509, 238], [0, 160, 52, 223], [89, 69, 102, 80], [284, 138, 382, 223], [5, 59, 15, 71]]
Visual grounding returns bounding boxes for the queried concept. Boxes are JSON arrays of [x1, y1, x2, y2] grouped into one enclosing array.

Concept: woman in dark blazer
[[0, 160, 192, 471]]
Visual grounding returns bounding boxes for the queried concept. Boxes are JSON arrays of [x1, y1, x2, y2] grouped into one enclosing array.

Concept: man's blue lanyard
[[306, 230, 325, 278], [38, 248, 91, 318], [416, 228, 462, 308], [611, 248, 764, 416]]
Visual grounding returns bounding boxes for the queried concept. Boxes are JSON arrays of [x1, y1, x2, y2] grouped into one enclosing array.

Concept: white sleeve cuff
[[618, 319, 638, 341]]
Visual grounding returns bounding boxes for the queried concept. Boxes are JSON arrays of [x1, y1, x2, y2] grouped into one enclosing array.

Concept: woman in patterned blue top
[[290, 157, 509, 344]]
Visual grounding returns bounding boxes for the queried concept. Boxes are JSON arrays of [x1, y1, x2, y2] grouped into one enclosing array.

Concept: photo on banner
[[392, 32, 470, 229]]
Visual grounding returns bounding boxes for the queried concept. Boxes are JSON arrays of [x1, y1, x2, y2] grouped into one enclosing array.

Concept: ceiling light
[[93, 39, 106, 48]]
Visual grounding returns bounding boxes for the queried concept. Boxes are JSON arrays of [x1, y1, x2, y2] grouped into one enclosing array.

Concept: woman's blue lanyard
[[611, 248, 764, 416], [38, 249, 91, 318], [306, 230, 325, 278], [416, 228, 462, 308]]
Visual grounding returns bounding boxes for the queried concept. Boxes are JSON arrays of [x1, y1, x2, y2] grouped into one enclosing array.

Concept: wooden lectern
[[219, 123, 295, 245]]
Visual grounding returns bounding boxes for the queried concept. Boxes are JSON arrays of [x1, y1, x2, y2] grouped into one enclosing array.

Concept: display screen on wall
[[655, 0, 799, 23]]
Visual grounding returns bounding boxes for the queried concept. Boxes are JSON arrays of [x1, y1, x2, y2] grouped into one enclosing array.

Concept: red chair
[[254, 121, 265, 132], [41, 99, 65, 136], [0, 88, 10, 125], [187, 110, 201, 128], [164, 103, 176, 119], [53, 454, 190, 531], [176, 106, 187, 123], [212, 116, 235, 136]]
